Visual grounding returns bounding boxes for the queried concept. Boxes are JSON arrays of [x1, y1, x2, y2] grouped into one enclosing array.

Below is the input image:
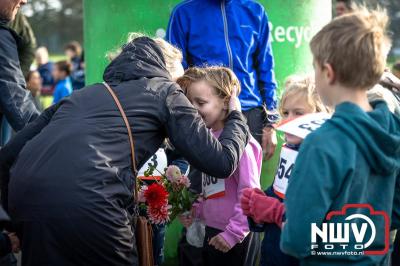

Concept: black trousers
[[242, 107, 263, 265], [178, 228, 203, 266], [243, 107, 264, 146], [202, 226, 257, 266]]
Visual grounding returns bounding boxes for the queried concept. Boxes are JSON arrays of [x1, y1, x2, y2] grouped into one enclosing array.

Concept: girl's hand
[[178, 213, 193, 228], [209, 234, 231, 253], [228, 85, 241, 113], [8, 233, 20, 253]]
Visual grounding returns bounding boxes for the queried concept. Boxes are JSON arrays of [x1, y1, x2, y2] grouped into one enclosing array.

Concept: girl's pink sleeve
[[219, 141, 262, 248]]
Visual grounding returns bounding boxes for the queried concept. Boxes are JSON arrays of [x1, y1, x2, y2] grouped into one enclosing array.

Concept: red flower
[[144, 183, 168, 207], [148, 204, 171, 224]]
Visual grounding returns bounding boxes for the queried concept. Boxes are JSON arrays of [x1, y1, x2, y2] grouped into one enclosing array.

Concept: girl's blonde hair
[[107, 32, 183, 76], [279, 75, 330, 116], [177, 66, 241, 100], [176, 67, 207, 94]]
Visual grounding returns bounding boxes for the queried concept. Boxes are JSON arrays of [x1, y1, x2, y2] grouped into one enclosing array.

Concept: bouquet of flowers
[[138, 164, 198, 225]]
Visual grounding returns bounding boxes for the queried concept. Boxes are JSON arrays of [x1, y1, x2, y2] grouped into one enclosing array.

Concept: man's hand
[[209, 234, 231, 253], [8, 233, 20, 253], [262, 127, 277, 160]]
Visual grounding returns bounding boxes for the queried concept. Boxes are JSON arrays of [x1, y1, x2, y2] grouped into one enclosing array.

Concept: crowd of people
[[32, 42, 85, 106], [0, 0, 399, 266]]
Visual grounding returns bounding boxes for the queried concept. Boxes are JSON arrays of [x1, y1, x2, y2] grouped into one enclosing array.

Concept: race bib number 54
[[273, 146, 298, 199]]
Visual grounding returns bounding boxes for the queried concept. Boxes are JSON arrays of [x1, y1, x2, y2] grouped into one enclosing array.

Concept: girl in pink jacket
[[177, 66, 262, 266]]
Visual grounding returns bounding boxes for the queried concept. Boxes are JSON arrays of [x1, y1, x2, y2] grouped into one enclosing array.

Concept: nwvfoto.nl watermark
[[310, 204, 389, 256]]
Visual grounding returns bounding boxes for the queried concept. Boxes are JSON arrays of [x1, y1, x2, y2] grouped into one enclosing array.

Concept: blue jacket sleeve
[[0, 27, 40, 131], [166, 4, 188, 68], [255, 10, 277, 110], [280, 139, 343, 259]]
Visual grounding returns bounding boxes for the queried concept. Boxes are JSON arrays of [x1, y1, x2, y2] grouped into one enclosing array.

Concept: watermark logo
[[310, 204, 389, 256]]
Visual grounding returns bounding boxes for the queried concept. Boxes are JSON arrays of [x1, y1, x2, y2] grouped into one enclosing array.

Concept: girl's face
[[186, 80, 227, 131], [281, 94, 315, 145]]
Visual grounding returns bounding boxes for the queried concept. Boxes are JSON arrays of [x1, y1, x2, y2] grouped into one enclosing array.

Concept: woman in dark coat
[[0, 35, 249, 265]]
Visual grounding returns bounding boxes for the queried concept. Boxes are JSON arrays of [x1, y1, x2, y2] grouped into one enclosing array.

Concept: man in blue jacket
[[166, 0, 278, 160]]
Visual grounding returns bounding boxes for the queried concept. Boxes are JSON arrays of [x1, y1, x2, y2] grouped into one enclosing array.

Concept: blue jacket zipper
[[221, 0, 233, 70]]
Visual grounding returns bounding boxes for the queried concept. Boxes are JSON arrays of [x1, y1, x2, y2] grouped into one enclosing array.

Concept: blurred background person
[[65, 41, 85, 90], [25, 70, 43, 112], [35, 46, 54, 95], [52, 60, 73, 104]]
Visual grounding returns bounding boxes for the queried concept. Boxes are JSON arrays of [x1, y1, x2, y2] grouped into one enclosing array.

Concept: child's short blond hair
[[177, 66, 241, 100], [310, 6, 391, 89], [279, 75, 330, 116]]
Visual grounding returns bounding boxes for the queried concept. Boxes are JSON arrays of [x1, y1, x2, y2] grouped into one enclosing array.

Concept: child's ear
[[324, 63, 336, 85]]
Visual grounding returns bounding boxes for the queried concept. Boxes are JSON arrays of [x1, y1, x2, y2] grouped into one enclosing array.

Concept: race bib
[[137, 148, 168, 181], [273, 146, 298, 199], [277, 112, 331, 139], [202, 173, 225, 199]]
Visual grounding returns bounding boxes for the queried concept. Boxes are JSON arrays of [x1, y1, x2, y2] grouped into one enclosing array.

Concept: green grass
[[49, 54, 68, 62]]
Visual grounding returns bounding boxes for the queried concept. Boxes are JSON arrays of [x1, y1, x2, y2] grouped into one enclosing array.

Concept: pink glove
[[249, 193, 285, 228], [241, 188, 266, 216], [240, 188, 253, 216], [253, 188, 266, 196]]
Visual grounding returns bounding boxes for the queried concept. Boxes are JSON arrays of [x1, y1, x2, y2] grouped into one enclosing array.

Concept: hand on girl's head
[[228, 85, 241, 113]]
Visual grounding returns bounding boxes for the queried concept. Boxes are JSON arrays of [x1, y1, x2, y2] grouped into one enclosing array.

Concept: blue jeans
[[152, 224, 166, 265]]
